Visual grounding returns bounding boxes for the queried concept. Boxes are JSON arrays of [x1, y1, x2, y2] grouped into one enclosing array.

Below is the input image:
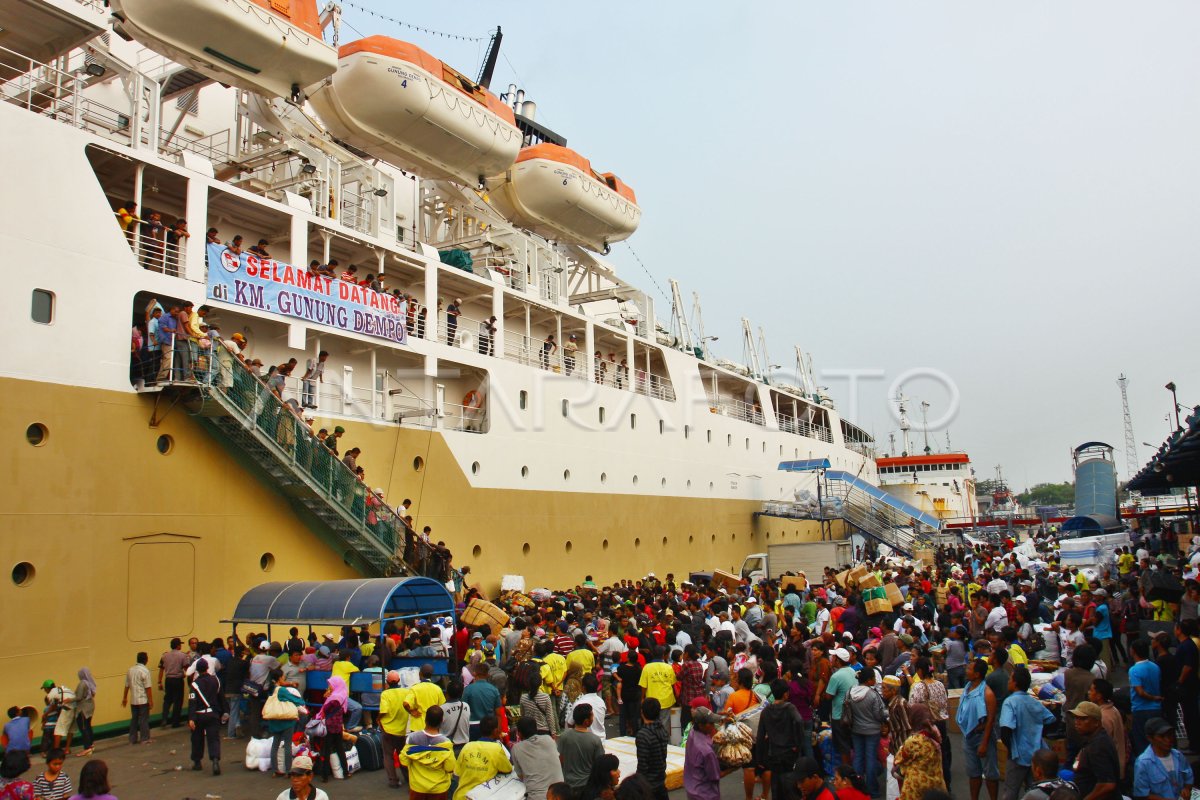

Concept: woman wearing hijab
[[315, 676, 348, 782], [892, 702, 945, 800], [74, 668, 97, 756]]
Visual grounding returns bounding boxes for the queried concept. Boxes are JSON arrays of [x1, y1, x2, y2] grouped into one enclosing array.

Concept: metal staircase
[[823, 470, 944, 557], [169, 350, 414, 577]]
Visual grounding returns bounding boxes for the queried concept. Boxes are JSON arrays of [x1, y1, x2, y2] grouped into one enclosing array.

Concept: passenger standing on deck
[[541, 334, 557, 370], [122, 652, 153, 745], [446, 298, 461, 345], [187, 658, 226, 775], [563, 335, 579, 375], [158, 638, 188, 729], [479, 317, 497, 356], [301, 350, 328, 410]]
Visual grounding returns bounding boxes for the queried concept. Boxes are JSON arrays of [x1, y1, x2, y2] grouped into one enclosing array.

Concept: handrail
[[711, 397, 765, 427], [121, 225, 188, 278], [776, 410, 834, 443], [165, 339, 432, 573]]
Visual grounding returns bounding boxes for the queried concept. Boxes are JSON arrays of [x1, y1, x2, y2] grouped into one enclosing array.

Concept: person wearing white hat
[[825, 647, 857, 763]]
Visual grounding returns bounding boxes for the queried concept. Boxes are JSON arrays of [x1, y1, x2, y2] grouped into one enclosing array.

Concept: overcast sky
[[341, 2, 1200, 489]]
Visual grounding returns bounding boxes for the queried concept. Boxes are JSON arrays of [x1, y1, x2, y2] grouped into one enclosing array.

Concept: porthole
[[711, 534, 716, 543], [413, 456, 424, 472], [779, 445, 783, 456], [662, 536, 668, 547], [745, 438, 750, 450], [688, 535, 695, 544], [766, 532, 771, 540], [472, 545, 482, 557], [471, 461, 480, 475], [519, 391, 528, 410], [602, 539, 609, 551], [259, 552, 275, 572], [563, 469, 571, 481], [709, 481, 714, 492], [156, 434, 174, 455], [732, 533, 737, 541], [707, 430, 712, 443], [30, 289, 54, 324], [727, 434, 732, 447], [632, 475, 639, 486], [522, 542, 531, 555], [634, 537, 641, 548], [562, 399, 569, 417], [661, 477, 667, 488], [11, 562, 34, 587], [25, 423, 48, 446], [686, 479, 692, 489], [630, 414, 637, 430], [565, 541, 573, 553], [521, 465, 529, 478], [600, 472, 607, 484], [762, 442, 766, 453], [599, 407, 605, 424], [659, 420, 664, 434], [684, 425, 690, 439]]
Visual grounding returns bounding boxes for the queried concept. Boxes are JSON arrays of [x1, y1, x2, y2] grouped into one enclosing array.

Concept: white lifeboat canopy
[[486, 143, 641, 252], [109, 0, 336, 100], [308, 36, 522, 186]]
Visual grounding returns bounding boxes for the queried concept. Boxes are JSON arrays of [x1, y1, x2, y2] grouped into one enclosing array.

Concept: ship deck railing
[[121, 225, 188, 278], [776, 409, 834, 443], [711, 397, 767, 428]]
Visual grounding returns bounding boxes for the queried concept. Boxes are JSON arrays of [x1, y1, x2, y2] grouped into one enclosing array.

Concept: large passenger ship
[[0, 0, 875, 724]]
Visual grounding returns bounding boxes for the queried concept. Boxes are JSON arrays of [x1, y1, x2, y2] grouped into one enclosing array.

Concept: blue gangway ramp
[[826, 470, 943, 531]]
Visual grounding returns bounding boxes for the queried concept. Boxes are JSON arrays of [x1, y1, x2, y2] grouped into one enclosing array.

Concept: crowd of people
[[11, 517, 1200, 800]]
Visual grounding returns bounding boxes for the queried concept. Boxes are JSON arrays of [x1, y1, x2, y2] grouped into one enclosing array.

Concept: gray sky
[[341, 2, 1200, 489]]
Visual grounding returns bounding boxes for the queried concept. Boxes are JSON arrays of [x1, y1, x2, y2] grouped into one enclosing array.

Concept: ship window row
[[879, 464, 964, 474]]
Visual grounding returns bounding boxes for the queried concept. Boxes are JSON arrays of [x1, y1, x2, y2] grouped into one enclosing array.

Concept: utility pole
[[1117, 374, 1138, 484]]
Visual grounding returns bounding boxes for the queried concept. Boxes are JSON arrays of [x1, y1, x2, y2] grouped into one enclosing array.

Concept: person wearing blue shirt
[[1129, 639, 1164, 759], [998, 666, 1056, 800], [956, 658, 1001, 799], [1134, 717, 1193, 800], [1090, 590, 1114, 674]]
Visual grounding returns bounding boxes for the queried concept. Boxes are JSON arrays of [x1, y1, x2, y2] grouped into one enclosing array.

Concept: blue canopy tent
[[224, 577, 456, 673], [777, 458, 832, 472]]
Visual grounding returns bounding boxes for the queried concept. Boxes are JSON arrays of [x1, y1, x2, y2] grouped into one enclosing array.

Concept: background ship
[[0, 0, 877, 727]]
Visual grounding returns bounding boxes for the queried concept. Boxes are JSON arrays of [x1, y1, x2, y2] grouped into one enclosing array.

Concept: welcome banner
[[206, 243, 407, 345]]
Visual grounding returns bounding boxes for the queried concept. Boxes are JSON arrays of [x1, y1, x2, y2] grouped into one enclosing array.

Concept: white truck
[[739, 541, 854, 585]]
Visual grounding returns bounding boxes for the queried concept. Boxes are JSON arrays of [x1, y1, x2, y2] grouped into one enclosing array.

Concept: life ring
[[463, 390, 484, 409]]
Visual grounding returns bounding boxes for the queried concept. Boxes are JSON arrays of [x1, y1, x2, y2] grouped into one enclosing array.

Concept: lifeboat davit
[[308, 36, 522, 186], [109, 0, 337, 100], [487, 144, 641, 252]]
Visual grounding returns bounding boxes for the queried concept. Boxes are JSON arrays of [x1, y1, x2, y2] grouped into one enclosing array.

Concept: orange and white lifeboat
[[109, 0, 337, 100], [308, 36, 522, 186], [487, 144, 641, 252]]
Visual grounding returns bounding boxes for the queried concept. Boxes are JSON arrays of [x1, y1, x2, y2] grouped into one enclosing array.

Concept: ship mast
[[896, 393, 912, 456], [668, 279, 693, 355], [920, 401, 931, 454]]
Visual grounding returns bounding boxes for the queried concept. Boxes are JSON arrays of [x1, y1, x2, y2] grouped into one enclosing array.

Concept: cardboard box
[[915, 548, 935, 566], [711, 569, 742, 594], [884, 582, 905, 607], [782, 575, 808, 592], [835, 569, 852, 588], [848, 565, 870, 585], [461, 598, 509, 629], [865, 597, 892, 616], [857, 572, 882, 590]]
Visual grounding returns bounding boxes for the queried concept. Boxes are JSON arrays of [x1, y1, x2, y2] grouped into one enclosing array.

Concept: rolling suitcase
[[355, 728, 385, 771]]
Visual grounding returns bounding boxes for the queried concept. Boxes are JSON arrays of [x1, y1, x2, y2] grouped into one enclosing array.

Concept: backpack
[[511, 658, 544, 695], [1025, 629, 1046, 655]]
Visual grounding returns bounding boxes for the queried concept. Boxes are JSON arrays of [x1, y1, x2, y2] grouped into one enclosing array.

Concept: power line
[[340, 1, 489, 42]]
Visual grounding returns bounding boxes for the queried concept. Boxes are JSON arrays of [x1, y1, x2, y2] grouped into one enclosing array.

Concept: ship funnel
[[520, 100, 537, 121]]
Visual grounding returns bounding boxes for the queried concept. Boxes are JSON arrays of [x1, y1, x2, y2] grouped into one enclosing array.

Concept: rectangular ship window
[[31, 289, 54, 324]]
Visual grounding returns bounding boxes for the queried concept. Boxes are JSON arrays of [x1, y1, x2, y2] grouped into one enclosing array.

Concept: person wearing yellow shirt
[[453, 715, 513, 800], [1073, 569, 1090, 592], [541, 649, 567, 696], [331, 651, 359, 682], [1004, 629, 1029, 667], [638, 647, 676, 723], [564, 641, 595, 676], [378, 670, 413, 789], [406, 663, 448, 734], [1117, 549, 1135, 576]]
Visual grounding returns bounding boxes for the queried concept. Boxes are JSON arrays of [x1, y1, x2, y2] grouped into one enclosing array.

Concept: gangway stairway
[[153, 351, 416, 578], [760, 466, 950, 558]]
